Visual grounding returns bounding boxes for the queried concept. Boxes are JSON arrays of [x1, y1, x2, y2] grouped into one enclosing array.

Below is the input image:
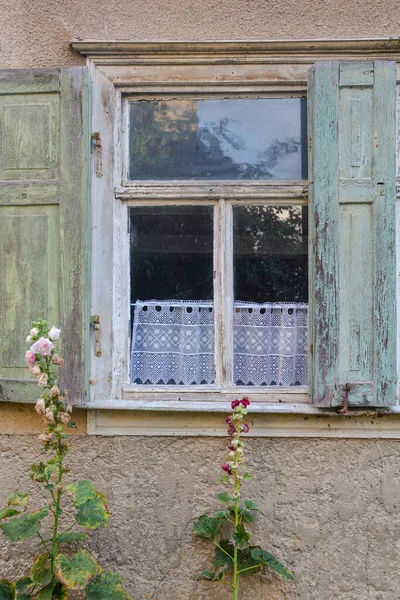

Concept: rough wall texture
[[1, 434, 400, 599], [0, 0, 400, 68]]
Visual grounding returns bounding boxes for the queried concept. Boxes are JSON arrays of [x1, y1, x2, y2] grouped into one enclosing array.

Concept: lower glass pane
[[233, 205, 308, 386], [129, 205, 215, 385]]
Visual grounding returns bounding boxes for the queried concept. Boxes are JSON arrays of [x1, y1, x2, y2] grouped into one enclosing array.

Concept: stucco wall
[[0, 0, 399, 69], [1, 432, 400, 599]]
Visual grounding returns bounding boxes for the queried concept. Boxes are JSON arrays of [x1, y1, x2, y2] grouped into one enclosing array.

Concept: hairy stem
[[50, 435, 63, 573]]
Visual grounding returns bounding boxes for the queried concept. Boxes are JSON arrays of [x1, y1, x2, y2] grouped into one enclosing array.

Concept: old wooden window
[[69, 41, 399, 414]]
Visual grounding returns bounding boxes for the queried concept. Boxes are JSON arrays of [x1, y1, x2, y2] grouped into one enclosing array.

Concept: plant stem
[[232, 459, 240, 600], [50, 435, 63, 573]]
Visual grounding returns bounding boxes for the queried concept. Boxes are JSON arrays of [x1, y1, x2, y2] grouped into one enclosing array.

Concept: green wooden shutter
[[309, 61, 397, 407], [0, 68, 90, 405]]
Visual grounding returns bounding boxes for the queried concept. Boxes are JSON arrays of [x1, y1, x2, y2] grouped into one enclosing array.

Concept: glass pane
[[233, 205, 308, 387], [128, 98, 307, 181], [129, 205, 214, 385]]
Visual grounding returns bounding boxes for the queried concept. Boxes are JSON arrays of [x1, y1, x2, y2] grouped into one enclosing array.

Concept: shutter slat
[[309, 61, 397, 407]]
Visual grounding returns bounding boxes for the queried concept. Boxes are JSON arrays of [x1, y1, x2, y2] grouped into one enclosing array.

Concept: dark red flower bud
[[228, 425, 236, 436], [222, 462, 233, 475], [231, 399, 240, 409], [239, 397, 250, 407], [241, 423, 250, 433], [228, 443, 236, 451], [225, 416, 233, 425]]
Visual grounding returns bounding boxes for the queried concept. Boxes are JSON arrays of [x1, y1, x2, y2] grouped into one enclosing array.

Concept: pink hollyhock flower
[[241, 423, 250, 433], [222, 462, 233, 475], [30, 337, 54, 357], [48, 326, 61, 341], [25, 350, 35, 364]]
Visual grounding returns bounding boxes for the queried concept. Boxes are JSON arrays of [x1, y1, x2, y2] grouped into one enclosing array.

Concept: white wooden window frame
[[71, 39, 400, 422]]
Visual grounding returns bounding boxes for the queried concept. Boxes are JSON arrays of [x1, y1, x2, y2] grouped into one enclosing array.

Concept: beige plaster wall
[[0, 0, 400, 69], [2, 2, 400, 598], [1, 433, 400, 599]]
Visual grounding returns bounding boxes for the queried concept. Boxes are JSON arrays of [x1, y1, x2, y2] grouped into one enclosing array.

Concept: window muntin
[[128, 98, 307, 181]]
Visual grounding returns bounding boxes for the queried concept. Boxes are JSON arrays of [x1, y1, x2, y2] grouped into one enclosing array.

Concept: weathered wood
[[309, 61, 397, 407], [58, 67, 90, 405], [0, 67, 90, 405]]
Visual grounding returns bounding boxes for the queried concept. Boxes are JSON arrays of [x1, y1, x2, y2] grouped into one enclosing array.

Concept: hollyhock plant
[[0, 319, 131, 600], [193, 398, 293, 599]]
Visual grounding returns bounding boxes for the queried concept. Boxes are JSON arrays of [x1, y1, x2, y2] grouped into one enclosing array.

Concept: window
[[126, 97, 308, 392], [71, 40, 398, 412]]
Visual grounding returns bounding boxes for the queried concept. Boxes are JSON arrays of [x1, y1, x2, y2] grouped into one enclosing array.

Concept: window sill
[[85, 400, 400, 437]]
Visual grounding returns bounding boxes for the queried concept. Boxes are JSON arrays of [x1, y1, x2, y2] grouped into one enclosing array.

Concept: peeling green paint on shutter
[[0, 68, 90, 405], [309, 61, 397, 407]]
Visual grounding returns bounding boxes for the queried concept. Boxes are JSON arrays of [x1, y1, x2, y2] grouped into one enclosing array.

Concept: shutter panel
[[309, 61, 397, 407], [0, 68, 90, 405]]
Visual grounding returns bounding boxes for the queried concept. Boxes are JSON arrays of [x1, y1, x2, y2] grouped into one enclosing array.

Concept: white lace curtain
[[130, 300, 308, 386]]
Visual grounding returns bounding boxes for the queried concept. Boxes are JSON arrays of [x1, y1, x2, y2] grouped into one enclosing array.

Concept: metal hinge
[[90, 315, 102, 357]]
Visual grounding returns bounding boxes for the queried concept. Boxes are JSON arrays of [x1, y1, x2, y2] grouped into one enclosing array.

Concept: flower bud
[[241, 423, 250, 433], [231, 399, 240, 409], [222, 462, 233, 475], [66, 403, 73, 414], [239, 397, 250, 408], [37, 372, 48, 388], [51, 354, 64, 366], [25, 350, 35, 365], [228, 450, 235, 458], [58, 412, 71, 425], [38, 433, 54, 442], [225, 416, 233, 425], [30, 365, 41, 376], [50, 385, 60, 397], [44, 408, 55, 423], [30, 328, 39, 336], [35, 398, 46, 416]]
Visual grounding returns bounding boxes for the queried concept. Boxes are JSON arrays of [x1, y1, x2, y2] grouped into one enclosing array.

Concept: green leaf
[[67, 480, 96, 506], [213, 510, 230, 520], [0, 579, 15, 600], [55, 549, 99, 590], [244, 500, 259, 511], [241, 509, 256, 524], [67, 422, 77, 429], [243, 472, 252, 480], [7, 492, 29, 508], [250, 547, 293, 580], [30, 553, 52, 586], [192, 570, 223, 581], [1, 507, 49, 542], [233, 523, 251, 548], [216, 492, 231, 503], [29, 463, 47, 483], [36, 581, 57, 600], [85, 570, 131, 600], [15, 578, 32, 592], [74, 493, 111, 529], [220, 475, 229, 483], [0, 508, 21, 520], [193, 515, 223, 541], [51, 583, 68, 600], [57, 531, 87, 544], [16, 595, 32, 600], [213, 541, 234, 570]]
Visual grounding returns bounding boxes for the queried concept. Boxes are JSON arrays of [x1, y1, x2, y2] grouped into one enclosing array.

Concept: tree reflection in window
[[129, 99, 307, 181]]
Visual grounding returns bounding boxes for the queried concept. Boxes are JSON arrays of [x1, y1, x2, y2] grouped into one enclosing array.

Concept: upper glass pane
[[128, 98, 307, 181]]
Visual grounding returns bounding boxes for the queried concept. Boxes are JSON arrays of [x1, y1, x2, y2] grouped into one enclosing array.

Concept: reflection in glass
[[129, 98, 307, 181], [129, 206, 215, 385], [233, 205, 308, 386]]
